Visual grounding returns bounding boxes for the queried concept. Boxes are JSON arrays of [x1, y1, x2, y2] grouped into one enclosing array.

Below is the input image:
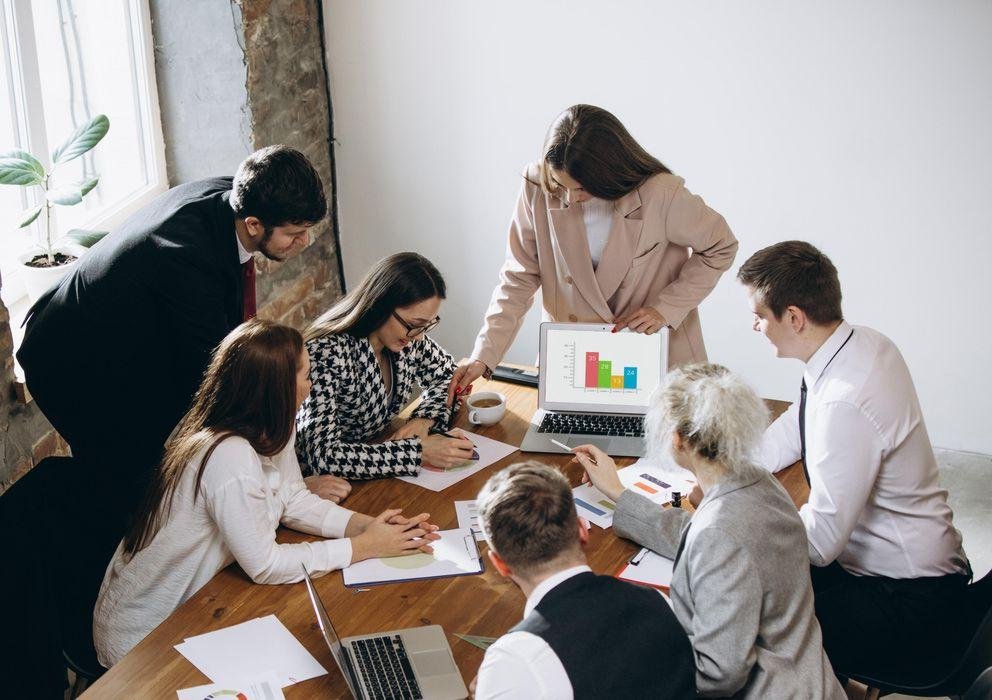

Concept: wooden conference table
[[83, 377, 807, 699]]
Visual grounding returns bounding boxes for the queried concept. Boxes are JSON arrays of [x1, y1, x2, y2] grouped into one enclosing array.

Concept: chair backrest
[[963, 666, 992, 700], [945, 568, 992, 694]]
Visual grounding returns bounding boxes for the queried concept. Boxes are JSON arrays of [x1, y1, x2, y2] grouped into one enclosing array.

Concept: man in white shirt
[[472, 462, 694, 699], [738, 241, 971, 680]]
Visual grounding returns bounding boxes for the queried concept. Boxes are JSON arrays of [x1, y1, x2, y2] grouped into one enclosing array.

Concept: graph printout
[[544, 327, 662, 407], [573, 464, 693, 529]]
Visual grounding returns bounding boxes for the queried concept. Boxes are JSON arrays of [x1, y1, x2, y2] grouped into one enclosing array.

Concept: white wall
[[323, 1, 992, 454]]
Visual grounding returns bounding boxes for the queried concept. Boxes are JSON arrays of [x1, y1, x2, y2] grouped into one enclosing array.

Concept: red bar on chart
[[585, 352, 599, 388]]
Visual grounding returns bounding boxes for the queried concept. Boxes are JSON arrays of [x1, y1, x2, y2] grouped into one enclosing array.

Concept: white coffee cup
[[467, 391, 506, 426]]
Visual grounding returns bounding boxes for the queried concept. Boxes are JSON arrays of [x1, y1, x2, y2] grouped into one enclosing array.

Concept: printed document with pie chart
[[342, 528, 482, 587]]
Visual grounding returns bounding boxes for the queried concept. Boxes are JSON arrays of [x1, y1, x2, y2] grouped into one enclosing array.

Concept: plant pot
[[18, 242, 87, 304]]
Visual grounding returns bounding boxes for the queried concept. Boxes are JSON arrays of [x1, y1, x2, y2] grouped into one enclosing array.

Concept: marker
[[550, 438, 597, 465]]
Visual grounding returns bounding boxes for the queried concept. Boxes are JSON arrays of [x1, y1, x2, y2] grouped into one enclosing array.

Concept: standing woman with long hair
[[93, 320, 438, 667], [296, 252, 475, 481], [450, 104, 738, 396]]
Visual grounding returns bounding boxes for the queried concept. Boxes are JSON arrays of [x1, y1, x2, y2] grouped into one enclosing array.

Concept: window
[[0, 0, 166, 308]]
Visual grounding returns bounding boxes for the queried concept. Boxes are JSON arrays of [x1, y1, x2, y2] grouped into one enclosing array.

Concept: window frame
[[0, 0, 168, 310]]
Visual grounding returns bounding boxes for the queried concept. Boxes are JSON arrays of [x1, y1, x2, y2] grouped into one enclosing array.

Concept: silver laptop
[[302, 565, 468, 700], [520, 322, 668, 457]]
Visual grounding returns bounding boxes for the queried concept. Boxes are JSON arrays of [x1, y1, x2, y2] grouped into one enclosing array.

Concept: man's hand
[[613, 307, 667, 334], [447, 359, 488, 405], [389, 418, 434, 441], [304, 474, 352, 504]]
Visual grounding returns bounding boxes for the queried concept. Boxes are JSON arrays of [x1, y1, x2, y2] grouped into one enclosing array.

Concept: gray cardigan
[[614, 469, 845, 699]]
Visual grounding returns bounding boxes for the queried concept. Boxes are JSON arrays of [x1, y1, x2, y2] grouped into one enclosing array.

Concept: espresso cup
[[467, 391, 506, 426]]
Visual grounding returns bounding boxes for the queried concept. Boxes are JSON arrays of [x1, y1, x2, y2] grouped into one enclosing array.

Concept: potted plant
[[0, 113, 110, 302]]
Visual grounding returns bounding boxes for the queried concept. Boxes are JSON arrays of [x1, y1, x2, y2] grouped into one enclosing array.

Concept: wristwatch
[[481, 363, 493, 380]]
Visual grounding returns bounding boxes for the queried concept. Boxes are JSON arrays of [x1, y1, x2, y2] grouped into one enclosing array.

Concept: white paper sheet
[[176, 671, 286, 700], [573, 463, 694, 529], [342, 528, 482, 587], [175, 615, 326, 688], [454, 500, 486, 541], [397, 430, 518, 492], [616, 548, 675, 591]]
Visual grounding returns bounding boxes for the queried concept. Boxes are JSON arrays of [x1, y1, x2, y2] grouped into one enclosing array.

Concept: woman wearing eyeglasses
[[296, 252, 475, 484]]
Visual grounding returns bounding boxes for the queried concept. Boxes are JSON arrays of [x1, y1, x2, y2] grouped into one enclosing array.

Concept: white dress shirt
[[581, 198, 613, 268], [94, 432, 355, 667], [474, 566, 590, 700], [761, 321, 968, 578]]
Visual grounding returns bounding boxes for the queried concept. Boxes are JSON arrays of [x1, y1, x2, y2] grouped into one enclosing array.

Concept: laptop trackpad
[[566, 436, 611, 451], [411, 649, 456, 677]]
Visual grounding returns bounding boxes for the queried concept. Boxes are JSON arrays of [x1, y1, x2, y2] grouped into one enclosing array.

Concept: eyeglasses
[[392, 311, 440, 338]]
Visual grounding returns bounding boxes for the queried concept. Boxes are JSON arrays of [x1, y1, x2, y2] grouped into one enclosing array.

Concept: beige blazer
[[470, 165, 738, 370]]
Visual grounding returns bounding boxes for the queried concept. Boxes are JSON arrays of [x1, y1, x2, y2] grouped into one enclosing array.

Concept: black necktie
[[799, 377, 810, 485], [799, 328, 855, 487]]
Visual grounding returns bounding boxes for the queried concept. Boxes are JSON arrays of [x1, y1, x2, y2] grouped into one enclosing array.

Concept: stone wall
[[0, 0, 343, 494]]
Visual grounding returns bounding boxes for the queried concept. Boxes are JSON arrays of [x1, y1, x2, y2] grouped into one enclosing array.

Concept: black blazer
[[17, 178, 244, 457]]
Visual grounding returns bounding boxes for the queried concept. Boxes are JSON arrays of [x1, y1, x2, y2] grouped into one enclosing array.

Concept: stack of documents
[[175, 614, 326, 688], [616, 548, 675, 592]]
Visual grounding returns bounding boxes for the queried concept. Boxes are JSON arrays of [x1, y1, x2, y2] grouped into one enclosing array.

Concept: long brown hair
[[537, 104, 672, 200], [123, 319, 304, 555], [306, 252, 445, 341]]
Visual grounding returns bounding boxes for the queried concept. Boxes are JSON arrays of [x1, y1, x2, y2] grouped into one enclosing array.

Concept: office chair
[[845, 567, 992, 700]]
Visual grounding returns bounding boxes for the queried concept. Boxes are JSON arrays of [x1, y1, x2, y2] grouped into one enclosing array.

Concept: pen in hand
[[550, 438, 597, 465]]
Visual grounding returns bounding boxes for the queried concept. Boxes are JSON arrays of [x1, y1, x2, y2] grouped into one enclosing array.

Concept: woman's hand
[[571, 444, 624, 501], [421, 432, 476, 469], [304, 474, 352, 504], [612, 307, 668, 334], [350, 509, 441, 563], [447, 359, 488, 405], [389, 418, 434, 441]]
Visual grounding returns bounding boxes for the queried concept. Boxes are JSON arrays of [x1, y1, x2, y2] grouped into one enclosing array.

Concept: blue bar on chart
[[623, 366, 637, 389]]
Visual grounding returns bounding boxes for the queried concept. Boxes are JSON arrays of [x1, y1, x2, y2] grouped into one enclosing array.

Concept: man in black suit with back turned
[[10, 145, 339, 692]]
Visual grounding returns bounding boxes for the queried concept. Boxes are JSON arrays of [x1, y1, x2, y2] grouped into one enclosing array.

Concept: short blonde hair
[[645, 364, 768, 477]]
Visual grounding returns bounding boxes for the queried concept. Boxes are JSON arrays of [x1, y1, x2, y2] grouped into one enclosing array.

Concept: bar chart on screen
[[561, 340, 642, 393], [545, 327, 663, 407]]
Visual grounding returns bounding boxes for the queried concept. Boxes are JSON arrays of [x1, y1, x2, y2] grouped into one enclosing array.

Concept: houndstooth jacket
[[295, 332, 457, 479]]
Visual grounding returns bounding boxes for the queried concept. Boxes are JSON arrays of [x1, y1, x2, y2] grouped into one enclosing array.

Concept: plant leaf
[[0, 150, 45, 186], [76, 175, 100, 196], [47, 186, 83, 206], [64, 228, 109, 248], [51, 114, 110, 165], [17, 204, 44, 228]]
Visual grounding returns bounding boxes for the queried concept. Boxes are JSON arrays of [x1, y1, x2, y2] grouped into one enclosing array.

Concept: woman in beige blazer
[[450, 104, 738, 395]]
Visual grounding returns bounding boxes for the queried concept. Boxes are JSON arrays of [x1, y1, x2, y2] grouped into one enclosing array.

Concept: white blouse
[[581, 197, 613, 268], [93, 432, 355, 667]]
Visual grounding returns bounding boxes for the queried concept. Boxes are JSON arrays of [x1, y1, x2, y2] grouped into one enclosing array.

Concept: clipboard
[[342, 528, 484, 587], [615, 547, 674, 592]]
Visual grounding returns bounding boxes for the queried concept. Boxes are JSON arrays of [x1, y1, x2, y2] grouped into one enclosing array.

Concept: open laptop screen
[[302, 565, 361, 699], [539, 323, 668, 414]]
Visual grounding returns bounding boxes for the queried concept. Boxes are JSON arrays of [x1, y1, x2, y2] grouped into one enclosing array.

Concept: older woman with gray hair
[[574, 363, 844, 699]]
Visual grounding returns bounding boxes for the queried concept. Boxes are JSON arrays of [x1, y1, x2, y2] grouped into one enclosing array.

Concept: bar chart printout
[[582, 351, 638, 390]]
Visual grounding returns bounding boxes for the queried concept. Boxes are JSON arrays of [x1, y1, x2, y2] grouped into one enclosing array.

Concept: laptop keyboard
[[537, 412, 645, 437], [351, 635, 424, 700]]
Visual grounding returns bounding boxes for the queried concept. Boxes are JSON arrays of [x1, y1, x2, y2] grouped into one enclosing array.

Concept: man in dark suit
[[473, 462, 695, 699], [11, 145, 325, 692]]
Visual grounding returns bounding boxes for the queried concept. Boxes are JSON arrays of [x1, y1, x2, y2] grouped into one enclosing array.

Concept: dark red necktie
[[242, 260, 257, 321]]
